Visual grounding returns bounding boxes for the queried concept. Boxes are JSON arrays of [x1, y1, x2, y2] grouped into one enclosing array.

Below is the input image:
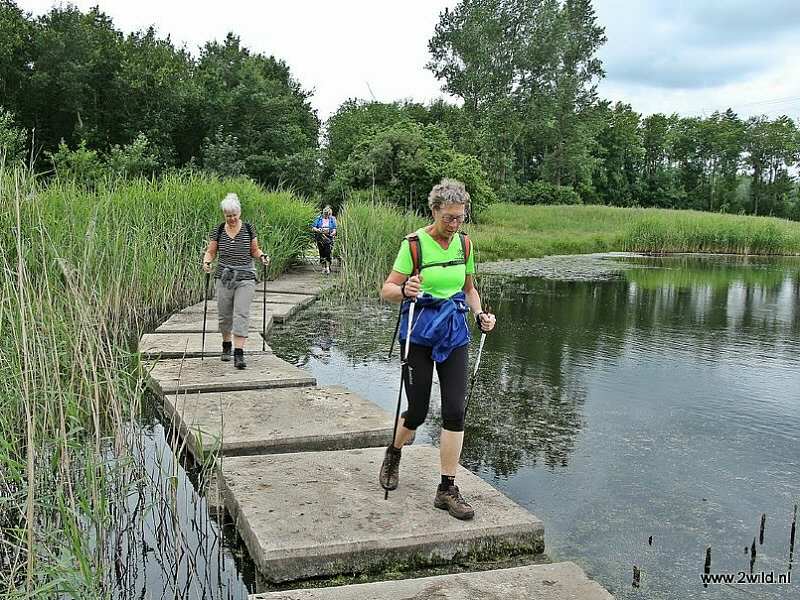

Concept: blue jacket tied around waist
[[398, 292, 470, 362]]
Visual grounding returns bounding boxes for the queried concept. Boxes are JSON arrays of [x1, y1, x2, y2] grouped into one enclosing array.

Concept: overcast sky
[[17, 0, 800, 122]]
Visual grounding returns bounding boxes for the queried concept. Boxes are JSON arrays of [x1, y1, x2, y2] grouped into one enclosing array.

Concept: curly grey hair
[[220, 192, 241, 215], [428, 178, 470, 213]]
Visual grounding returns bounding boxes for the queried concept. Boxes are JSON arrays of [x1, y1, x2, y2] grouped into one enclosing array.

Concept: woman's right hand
[[402, 275, 422, 298]]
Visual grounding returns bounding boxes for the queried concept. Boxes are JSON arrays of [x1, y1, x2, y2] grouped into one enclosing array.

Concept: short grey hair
[[322, 205, 332, 216], [220, 192, 241, 214], [428, 178, 470, 213]]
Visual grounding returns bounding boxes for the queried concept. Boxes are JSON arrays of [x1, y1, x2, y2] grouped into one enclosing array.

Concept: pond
[[268, 254, 800, 599]]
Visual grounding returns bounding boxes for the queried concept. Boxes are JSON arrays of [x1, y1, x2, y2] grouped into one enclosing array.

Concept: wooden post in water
[[703, 547, 712, 588], [632, 565, 641, 588], [750, 537, 757, 573], [760, 513, 766, 545], [790, 504, 797, 572]]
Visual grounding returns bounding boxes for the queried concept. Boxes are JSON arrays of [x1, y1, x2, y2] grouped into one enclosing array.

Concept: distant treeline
[[1, 0, 799, 219]]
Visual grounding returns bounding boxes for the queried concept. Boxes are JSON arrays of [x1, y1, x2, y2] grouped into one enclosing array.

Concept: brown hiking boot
[[379, 446, 401, 490], [434, 485, 475, 520]]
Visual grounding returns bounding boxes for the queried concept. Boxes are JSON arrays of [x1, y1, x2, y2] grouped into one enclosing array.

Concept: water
[[103, 397, 252, 600], [268, 254, 800, 599]]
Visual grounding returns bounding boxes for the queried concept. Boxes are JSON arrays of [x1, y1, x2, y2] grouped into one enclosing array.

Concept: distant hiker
[[202, 192, 270, 369], [379, 178, 496, 520], [311, 205, 337, 274]]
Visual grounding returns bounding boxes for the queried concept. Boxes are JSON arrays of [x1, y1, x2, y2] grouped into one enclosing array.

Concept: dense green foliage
[[0, 170, 314, 596], [322, 1, 800, 218], [3, 0, 799, 216], [0, 1, 318, 192]]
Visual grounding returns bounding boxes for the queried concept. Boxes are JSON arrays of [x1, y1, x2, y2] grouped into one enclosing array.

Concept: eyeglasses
[[440, 214, 466, 224]]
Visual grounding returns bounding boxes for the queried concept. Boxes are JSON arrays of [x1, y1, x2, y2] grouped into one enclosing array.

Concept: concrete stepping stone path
[[164, 385, 393, 458], [249, 562, 613, 599], [219, 445, 544, 583], [147, 355, 315, 395], [138, 332, 273, 360]]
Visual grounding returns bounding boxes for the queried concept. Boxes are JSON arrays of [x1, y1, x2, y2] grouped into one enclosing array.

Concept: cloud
[[596, 0, 800, 91]]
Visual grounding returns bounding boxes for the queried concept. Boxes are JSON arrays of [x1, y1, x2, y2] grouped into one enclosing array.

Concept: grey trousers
[[215, 278, 256, 338]]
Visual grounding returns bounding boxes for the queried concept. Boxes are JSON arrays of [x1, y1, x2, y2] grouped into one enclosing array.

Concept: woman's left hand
[[477, 311, 496, 333], [260, 254, 271, 266]]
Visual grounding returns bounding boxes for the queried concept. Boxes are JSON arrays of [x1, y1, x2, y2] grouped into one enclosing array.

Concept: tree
[[331, 120, 496, 213], [0, 0, 33, 118], [0, 107, 26, 163], [427, 0, 607, 196], [116, 27, 199, 165], [27, 5, 125, 152], [592, 102, 643, 206], [746, 115, 799, 217], [196, 34, 320, 190]]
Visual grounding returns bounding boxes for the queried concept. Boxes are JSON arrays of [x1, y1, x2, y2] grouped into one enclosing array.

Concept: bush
[[0, 107, 26, 163], [107, 133, 160, 178], [202, 127, 245, 177], [503, 180, 583, 205], [47, 140, 104, 185], [331, 120, 496, 215]]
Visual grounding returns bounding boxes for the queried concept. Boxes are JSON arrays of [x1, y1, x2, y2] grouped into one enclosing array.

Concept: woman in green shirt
[[379, 179, 496, 520]]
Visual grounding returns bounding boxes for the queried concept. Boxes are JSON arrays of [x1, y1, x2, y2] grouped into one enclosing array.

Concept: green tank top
[[391, 228, 476, 299]]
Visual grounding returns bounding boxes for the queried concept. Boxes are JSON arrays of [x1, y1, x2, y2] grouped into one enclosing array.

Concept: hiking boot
[[379, 445, 401, 490], [234, 351, 246, 369], [221, 343, 232, 362], [434, 485, 474, 520]]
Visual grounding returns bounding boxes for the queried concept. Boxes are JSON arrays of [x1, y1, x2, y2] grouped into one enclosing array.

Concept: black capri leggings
[[401, 343, 469, 432], [315, 233, 333, 264]]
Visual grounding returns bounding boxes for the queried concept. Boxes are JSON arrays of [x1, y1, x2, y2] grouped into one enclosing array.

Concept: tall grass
[[472, 203, 800, 260], [0, 168, 313, 597], [336, 197, 424, 299], [620, 210, 800, 255], [336, 198, 800, 297]]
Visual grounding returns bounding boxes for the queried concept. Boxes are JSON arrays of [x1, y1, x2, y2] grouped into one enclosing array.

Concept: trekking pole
[[262, 261, 268, 351], [387, 303, 402, 358], [201, 272, 210, 361], [385, 296, 416, 500], [464, 303, 491, 418]]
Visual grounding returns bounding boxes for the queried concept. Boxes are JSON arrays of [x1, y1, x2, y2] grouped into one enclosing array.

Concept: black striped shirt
[[211, 222, 257, 279]]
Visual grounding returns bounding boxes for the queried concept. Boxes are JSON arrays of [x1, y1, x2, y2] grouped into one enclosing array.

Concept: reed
[[0, 167, 313, 597]]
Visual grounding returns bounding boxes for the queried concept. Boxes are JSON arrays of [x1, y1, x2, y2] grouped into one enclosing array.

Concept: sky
[[16, 0, 800, 122]]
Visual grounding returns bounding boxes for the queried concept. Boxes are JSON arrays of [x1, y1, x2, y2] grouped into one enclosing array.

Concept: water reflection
[[269, 254, 800, 599], [102, 398, 250, 600]]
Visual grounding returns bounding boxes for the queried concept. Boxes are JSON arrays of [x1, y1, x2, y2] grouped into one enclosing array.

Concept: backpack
[[216, 221, 254, 242], [406, 231, 471, 276]]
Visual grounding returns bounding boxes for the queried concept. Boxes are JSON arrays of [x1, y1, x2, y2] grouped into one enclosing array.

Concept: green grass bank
[[336, 199, 800, 297], [0, 170, 314, 597]]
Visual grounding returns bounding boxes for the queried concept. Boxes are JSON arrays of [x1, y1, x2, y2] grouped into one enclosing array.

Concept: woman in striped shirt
[[202, 193, 270, 369]]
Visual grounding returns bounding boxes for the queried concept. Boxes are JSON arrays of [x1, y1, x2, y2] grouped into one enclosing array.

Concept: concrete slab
[[165, 385, 393, 458], [250, 301, 298, 323], [147, 355, 315, 395], [195, 301, 298, 323], [220, 446, 544, 583], [138, 333, 272, 360], [155, 309, 273, 333], [185, 292, 316, 310], [250, 562, 613, 599], [259, 274, 324, 296]]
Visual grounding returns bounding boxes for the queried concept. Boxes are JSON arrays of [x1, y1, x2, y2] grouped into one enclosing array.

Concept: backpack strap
[[459, 232, 471, 265], [406, 233, 422, 276], [216, 222, 255, 241]]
